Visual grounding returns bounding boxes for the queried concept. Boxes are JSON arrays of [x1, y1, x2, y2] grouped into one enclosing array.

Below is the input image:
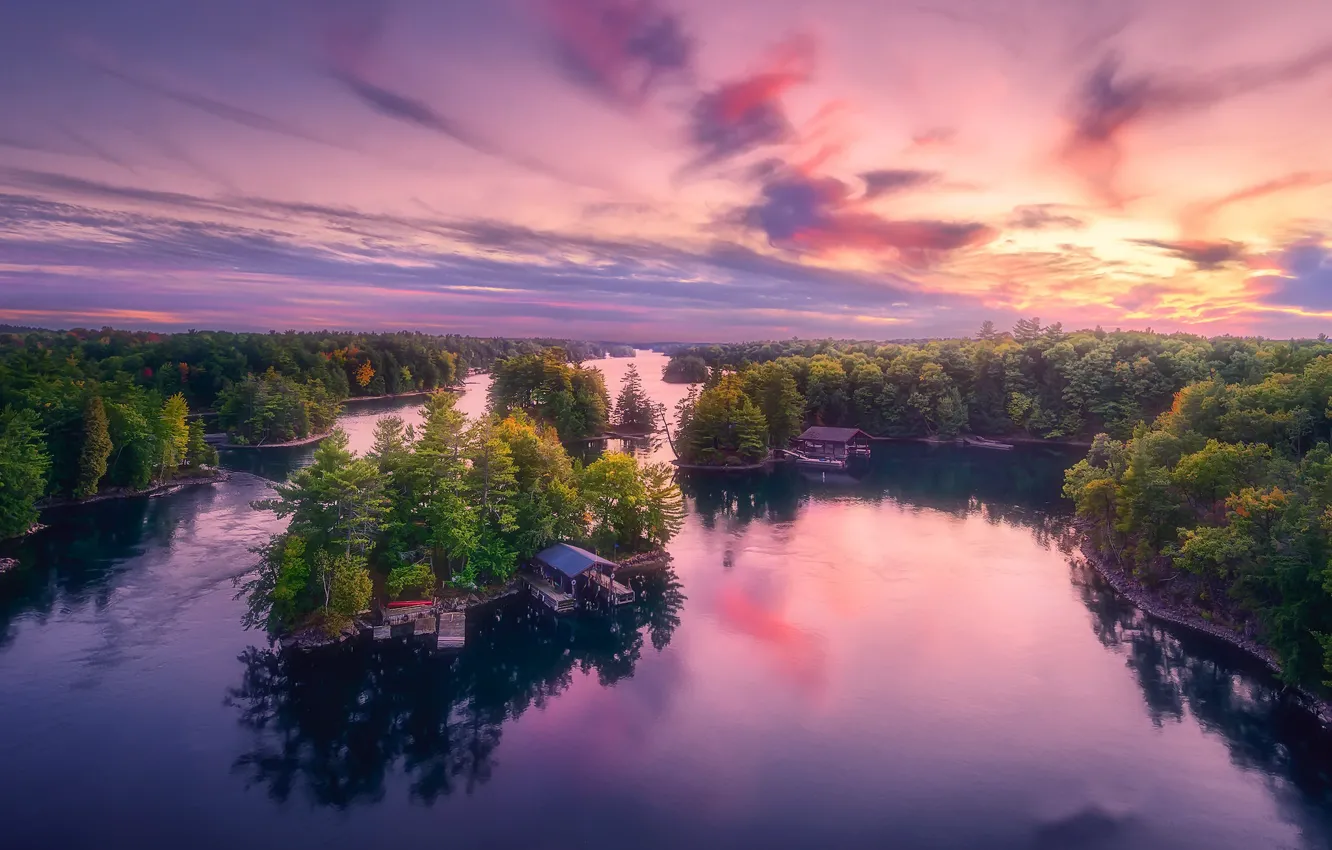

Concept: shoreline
[[615, 548, 672, 575], [672, 459, 772, 472], [1077, 533, 1332, 725], [218, 430, 332, 450], [872, 433, 1093, 449], [37, 470, 227, 511], [339, 386, 465, 404]]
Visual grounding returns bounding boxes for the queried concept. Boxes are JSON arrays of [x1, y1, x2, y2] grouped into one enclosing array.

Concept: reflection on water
[[226, 571, 685, 808], [1073, 562, 1332, 826], [680, 443, 1080, 541]]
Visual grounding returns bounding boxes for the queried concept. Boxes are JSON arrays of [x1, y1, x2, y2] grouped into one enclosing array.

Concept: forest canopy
[[663, 323, 1332, 444]]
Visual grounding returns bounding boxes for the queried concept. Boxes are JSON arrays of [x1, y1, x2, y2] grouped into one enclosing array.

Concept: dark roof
[[534, 543, 617, 577], [795, 427, 871, 443]]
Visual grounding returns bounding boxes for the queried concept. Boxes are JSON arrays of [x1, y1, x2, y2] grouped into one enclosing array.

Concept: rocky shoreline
[[1077, 535, 1332, 725], [615, 548, 672, 574]]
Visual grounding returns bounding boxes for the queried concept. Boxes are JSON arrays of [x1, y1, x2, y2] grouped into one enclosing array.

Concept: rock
[[0, 557, 18, 573], [282, 622, 358, 651]]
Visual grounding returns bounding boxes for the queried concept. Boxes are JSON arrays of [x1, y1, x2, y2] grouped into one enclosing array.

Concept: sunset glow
[[2, 0, 1330, 339]]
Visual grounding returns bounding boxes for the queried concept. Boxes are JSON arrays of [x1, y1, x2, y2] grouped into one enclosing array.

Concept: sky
[[1, 0, 1331, 342]]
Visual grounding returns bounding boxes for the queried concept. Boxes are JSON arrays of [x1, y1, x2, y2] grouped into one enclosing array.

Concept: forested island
[[241, 391, 684, 639]]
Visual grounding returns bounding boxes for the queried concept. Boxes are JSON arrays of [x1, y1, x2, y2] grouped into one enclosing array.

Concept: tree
[[185, 419, 218, 467], [75, 396, 112, 498], [1013, 317, 1043, 344], [742, 362, 805, 446], [677, 376, 768, 465], [805, 356, 848, 425], [0, 409, 50, 539], [265, 430, 389, 557], [355, 361, 375, 389], [368, 414, 413, 474], [580, 452, 647, 549], [386, 561, 436, 600], [316, 551, 373, 632], [581, 454, 685, 552], [488, 351, 609, 440], [613, 364, 657, 433], [977, 320, 999, 341], [640, 461, 685, 547], [159, 392, 190, 478]]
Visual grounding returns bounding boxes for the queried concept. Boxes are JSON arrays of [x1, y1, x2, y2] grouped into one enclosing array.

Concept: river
[[2, 351, 1332, 849]]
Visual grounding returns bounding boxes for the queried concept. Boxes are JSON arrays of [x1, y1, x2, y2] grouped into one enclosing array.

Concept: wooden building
[[789, 427, 872, 468], [526, 543, 634, 612]]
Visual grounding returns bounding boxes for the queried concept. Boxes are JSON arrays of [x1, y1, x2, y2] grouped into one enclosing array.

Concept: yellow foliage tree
[[355, 361, 375, 389]]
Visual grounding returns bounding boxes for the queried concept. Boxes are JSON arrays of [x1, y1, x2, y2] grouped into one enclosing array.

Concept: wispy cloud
[[1132, 238, 1247, 270]]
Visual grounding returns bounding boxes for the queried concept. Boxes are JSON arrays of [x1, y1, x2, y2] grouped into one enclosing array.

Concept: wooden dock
[[436, 611, 465, 649], [587, 570, 635, 606], [520, 571, 576, 613], [784, 448, 848, 470], [370, 601, 467, 649]]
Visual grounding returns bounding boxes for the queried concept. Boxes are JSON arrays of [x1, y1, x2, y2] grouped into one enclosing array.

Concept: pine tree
[[185, 419, 218, 468], [75, 396, 112, 499], [0, 409, 50, 539], [614, 364, 656, 433]]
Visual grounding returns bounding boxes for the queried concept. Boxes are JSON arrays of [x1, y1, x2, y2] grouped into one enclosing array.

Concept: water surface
[[3, 352, 1332, 850]]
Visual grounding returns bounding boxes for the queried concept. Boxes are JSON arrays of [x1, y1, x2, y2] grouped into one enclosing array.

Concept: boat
[[962, 436, 1014, 451]]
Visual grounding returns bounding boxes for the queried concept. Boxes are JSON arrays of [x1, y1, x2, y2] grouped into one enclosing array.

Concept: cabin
[[525, 543, 634, 612], [789, 427, 872, 467]]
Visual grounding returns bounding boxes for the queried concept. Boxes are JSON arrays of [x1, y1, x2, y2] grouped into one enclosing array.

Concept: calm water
[[4, 352, 1332, 849]]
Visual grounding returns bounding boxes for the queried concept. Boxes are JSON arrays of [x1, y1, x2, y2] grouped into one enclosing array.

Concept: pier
[[520, 571, 577, 613], [587, 570, 635, 607]]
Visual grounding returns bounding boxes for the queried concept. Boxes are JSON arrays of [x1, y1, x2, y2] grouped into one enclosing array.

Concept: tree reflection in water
[[1071, 561, 1332, 835], [678, 443, 1082, 545], [226, 570, 685, 807]]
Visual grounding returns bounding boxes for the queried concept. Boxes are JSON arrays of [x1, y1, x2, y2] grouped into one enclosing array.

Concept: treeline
[[1065, 355, 1332, 691], [243, 392, 684, 636], [0, 326, 624, 413], [663, 322, 1332, 443], [0, 384, 218, 538], [0, 327, 633, 534]]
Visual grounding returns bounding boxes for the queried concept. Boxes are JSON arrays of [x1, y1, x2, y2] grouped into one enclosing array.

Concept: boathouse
[[527, 543, 634, 611], [790, 427, 872, 463]]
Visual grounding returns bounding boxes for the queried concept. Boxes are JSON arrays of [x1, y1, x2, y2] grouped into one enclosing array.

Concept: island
[[240, 390, 685, 646]]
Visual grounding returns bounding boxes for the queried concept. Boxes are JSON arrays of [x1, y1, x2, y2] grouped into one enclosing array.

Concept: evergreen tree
[[185, 419, 218, 467], [75, 396, 112, 498], [613, 364, 657, 433], [0, 409, 50, 539], [741, 362, 805, 446], [677, 375, 769, 465]]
